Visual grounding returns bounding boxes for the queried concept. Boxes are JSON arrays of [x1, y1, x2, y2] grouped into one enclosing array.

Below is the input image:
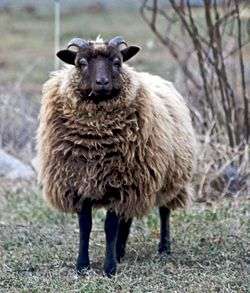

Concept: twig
[[234, 0, 249, 143], [140, 0, 201, 90]]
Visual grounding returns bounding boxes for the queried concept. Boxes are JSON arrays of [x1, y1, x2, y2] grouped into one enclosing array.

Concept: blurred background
[[0, 1, 249, 291]]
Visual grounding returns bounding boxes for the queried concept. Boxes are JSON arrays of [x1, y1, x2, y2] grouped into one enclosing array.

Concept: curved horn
[[108, 36, 127, 49], [67, 38, 89, 51]]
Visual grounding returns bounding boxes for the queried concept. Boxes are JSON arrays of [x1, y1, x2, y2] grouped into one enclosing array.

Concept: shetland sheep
[[37, 36, 196, 276]]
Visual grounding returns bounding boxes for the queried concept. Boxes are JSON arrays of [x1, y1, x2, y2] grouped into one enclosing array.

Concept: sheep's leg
[[116, 218, 133, 262], [158, 206, 171, 254], [104, 210, 119, 277], [76, 200, 92, 274]]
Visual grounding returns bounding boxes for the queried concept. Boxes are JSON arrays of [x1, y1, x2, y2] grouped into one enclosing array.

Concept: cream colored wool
[[37, 64, 196, 219]]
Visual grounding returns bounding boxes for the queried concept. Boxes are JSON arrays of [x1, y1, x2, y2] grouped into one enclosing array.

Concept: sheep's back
[[138, 71, 196, 209]]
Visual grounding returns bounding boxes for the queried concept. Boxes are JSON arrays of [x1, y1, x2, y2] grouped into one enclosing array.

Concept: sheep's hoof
[[158, 244, 171, 255], [116, 245, 125, 263], [104, 261, 117, 277], [76, 260, 90, 275]]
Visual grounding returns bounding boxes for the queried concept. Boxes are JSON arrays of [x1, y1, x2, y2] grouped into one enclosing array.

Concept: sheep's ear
[[56, 49, 76, 65], [121, 46, 141, 62]]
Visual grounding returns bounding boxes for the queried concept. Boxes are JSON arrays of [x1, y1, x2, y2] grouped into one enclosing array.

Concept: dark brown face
[[57, 37, 140, 103], [75, 46, 123, 102]]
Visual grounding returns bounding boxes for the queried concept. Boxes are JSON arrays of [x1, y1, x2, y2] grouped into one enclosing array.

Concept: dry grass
[[0, 186, 249, 292]]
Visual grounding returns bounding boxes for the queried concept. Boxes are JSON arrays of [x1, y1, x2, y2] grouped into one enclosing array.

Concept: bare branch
[[140, 0, 202, 90], [140, 0, 249, 148], [234, 0, 249, 143]]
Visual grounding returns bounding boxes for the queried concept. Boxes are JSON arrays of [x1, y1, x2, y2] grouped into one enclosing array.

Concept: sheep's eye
[[113, 59, 121, 67], [79, 58, 88, 67]]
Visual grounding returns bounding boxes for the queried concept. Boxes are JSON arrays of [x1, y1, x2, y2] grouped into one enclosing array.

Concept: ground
[[0, 185, 249, 292]]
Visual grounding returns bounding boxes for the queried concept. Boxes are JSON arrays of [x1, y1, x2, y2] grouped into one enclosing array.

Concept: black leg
[[104, 210, 119, 277], [158, 206, 171, 255], [116, 218, 133, 262], [76, 200, 92, 274]]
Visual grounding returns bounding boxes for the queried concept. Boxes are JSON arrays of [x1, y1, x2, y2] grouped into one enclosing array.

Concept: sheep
[[37, 36, 196, 277]]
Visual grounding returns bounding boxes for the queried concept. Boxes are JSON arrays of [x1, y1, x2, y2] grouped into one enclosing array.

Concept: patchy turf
[[0, 186, 249, 292]]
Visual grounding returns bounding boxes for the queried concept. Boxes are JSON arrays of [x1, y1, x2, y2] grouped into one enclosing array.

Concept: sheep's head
[[56, 36, 140, 103]]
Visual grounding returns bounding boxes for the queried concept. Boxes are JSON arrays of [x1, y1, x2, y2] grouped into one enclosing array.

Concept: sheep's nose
[[96, 77, 109, 86]]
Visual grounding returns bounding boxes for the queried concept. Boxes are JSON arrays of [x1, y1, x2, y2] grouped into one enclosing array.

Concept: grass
[[0, 185, 249, 292]]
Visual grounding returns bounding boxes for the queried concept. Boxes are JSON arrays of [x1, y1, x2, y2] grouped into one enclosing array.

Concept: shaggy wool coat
[[37, 64, 196, 219]]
